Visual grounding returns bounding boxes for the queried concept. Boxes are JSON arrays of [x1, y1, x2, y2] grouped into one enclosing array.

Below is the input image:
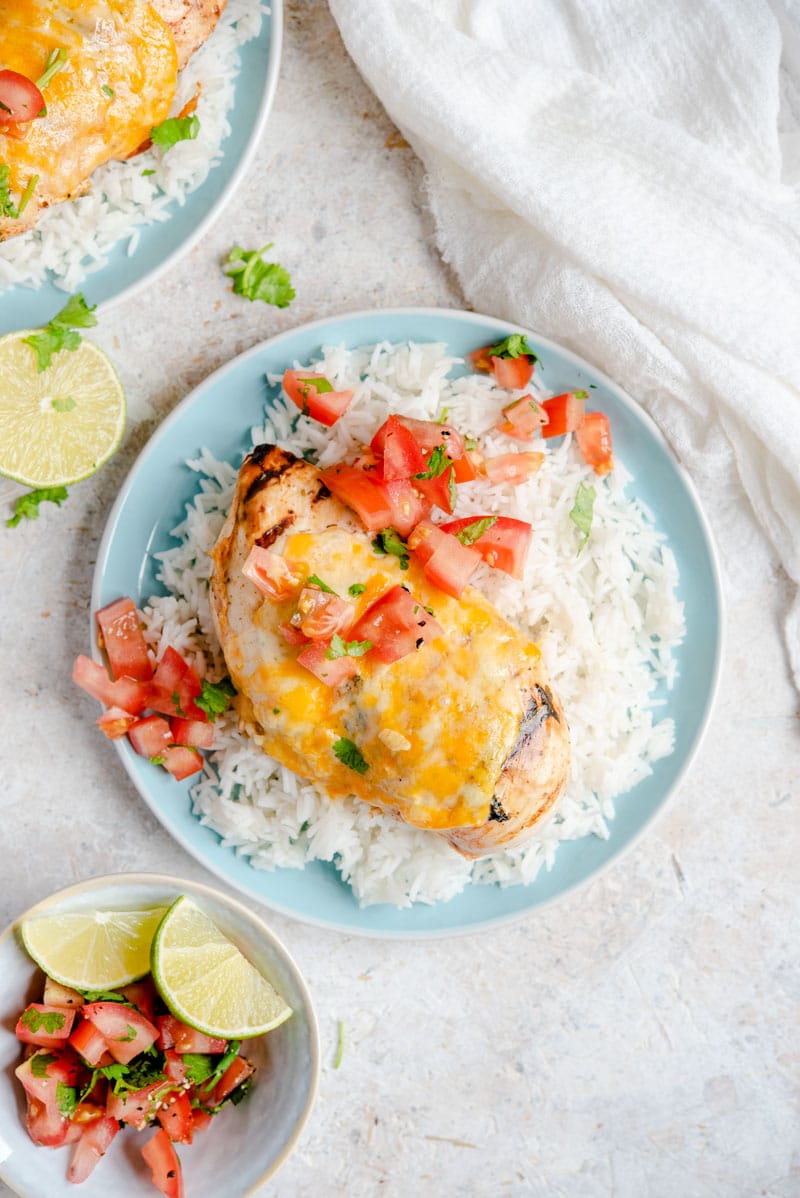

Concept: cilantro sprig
[[6, 486, 69, 528], [23, 292, 97, 372], [225, 243, 295, 307], [195, 676, 236, 722], [325, 634, 372, 660], [21, 1008, 66, 1034], [486, 333, 539, 364], [372, 528, 409, 570], [150, 114, 200, 150], [333, 737, 369, 774]]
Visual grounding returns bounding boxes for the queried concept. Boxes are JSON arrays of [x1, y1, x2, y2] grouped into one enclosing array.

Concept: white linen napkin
[[328, 0, 800, 687]]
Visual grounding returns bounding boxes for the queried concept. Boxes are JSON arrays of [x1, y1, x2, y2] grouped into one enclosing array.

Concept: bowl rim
[[0, 870, 320, 1198]]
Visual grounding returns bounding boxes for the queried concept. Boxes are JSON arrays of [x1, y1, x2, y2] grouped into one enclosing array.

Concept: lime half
[[21, 907, 166, 991], [0, 331, 126, 487], [151, 896, 293, 1039]]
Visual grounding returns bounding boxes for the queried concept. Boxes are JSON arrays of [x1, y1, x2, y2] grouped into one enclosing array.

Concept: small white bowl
[[0, 873, 320, 1198]]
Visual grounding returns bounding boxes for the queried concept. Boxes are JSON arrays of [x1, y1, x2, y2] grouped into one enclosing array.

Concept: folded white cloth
[[329, 0, 800, 687]]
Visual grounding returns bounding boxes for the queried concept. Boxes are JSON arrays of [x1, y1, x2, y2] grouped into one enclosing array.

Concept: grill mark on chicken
[[255, 515, 295, 550], [242, 447, 300, 505]]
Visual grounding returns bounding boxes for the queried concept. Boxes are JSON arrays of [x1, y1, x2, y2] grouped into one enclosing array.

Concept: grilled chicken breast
[[210, 445, 571, 859], [0, 0, 225, 240]]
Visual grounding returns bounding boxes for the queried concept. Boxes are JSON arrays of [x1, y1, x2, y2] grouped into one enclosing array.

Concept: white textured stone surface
[[0, 4, 797, 1196]]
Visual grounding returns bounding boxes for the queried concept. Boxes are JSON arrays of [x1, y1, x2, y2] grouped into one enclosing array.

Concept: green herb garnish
[[372, 528, 409, 570], [21, 1008, 66, 1034], [486, 333, 539, 363], [454, 516, 497, 546], [325, 634, 372, 660], [37, 48, 68, 90], [224, 243, 295, 307], [116, 1024, 137, 1043], [30, 1053, 58, 1078], [348, 582, 366, 597], [150, 113, 200, 149], [56, 1083, 77, 1119], [102, 85, 115, 99], [569, 481, 596, 548], [414, 444, 450, 480], [23, 292, 97, 372], [307, 574, 337, 595], [6, 486, 69, 528], [333, 737, 369, 774], [195, 676, 236, 722]]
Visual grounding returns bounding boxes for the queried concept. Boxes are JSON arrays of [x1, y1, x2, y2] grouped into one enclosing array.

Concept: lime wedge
[[20, 907, 166, 991], [0, 331, 126, 487], [151, 896, 293, 1039]]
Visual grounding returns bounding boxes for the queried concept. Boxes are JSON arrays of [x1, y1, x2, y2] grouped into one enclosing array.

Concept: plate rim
[[91, 305, 726, 939], [0, 0, 284, 321]]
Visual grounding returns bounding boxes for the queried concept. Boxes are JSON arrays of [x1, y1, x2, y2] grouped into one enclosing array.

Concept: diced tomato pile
[[14, 971, 254, 1194], [73, 597, 234, 782]]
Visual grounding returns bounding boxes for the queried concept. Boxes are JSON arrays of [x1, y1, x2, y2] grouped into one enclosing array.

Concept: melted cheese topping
[[226, 527, 542, 832], [0, 1, 177, 205]]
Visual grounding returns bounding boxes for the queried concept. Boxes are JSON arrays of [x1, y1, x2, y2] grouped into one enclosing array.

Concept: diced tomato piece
[[282, 370, 354, 426], [156, 1016, 227, 1055], [491, 354, 534, 389], [157, 1090, 194, 1144], [120, 976, 157, 1023], [142, 1127, 185, 1198], [450, 449, 481, 483], [95, 597, 153, 682], [97, 705, 137, 740], [296, 641, 359, 688], [160, 744, 204, 781], [278, 621, 310, 646], [72, 655, 150, 715], [242, 546, 305, 602], [319, 464, 393, 532], [82, 1002, 159, 1065], [408, 521, 481, 599], [70, 1018, 112, 1067], [394, 416, 466, 460], [483, 452, 544, 485], [24, 1094, 71, 1147], [107, 1081, 174, 1129], [128, 714, 173, 760], [440, 516, 533, 579], [370, 415, 427, 480], [466, 345, 494, 372], [15, 1049, 81, 1103], [496, 394, 547, 441], [540, 392, 586, 439], [0, 69, 44, 124], [163, 1049, 188, 1085], [350, 585, 443, 664], [295, 587, 355, 640], [382, 478, 431, 538], [66, 1115, 119, 1183], [43, 978, 84, 1010], [210, 1055, 255, 1104], [146, 648, 206, 723], [16, 1003, 74, 1049], [191, 1109, 214, 1134], [575, 410, 614, 475], [414, 465, 457, 515], [169, 717, 214, 750]]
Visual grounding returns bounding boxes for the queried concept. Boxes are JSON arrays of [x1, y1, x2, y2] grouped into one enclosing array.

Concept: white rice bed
[[0, 0, 268, 293], [142, 341, 686, 908]]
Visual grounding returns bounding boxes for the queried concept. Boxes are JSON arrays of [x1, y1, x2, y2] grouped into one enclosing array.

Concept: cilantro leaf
[[23, 292, 97, 372], [30, 1052, 57, 1078], [21, 1008, 66, 1034], [6, 486, 69, 528], [332, 737, 369, 774], [182, 1053, 215, 1087], [78, 987, 131, 1004], [307, 574, 337, 595], [372, 528, 409, 570], [486, 333, 539, 363], [195, 676, 236, 722], [569, 481, 596, 548], [56, 1083, 77, 1118], [171, 690, 185, 717], [348, 582, 366, 597], [454, 516, 497, 546], [325, 634, 372, 660], [225, 243, 295, 307], [102, 85, 115, 99], [150, 114, 200, 149], [414, 444, 450, 480], [116, 1024, 137, 1043]]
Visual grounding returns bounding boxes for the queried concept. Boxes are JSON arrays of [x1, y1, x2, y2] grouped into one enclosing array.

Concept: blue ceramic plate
[[92, 308, 723, 938], [0, 3, 282, 335]]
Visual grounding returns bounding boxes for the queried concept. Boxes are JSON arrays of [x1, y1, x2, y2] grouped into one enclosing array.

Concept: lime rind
[[20, 907, 166, 991], [151, 896, 293, 1039], [0, 331, 126, 488]]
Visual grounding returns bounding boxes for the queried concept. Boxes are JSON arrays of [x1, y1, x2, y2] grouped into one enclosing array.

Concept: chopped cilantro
[[333, 737, 369, 774], [16, 174, 38, 216], [21, 1008, 65, 1034], [447, 465, 457, 511], [414, 444, 450, 480], [23, 292, 97, 372], [464, 437, 479, 451], [325, 634, 372, 660], [37, 48, 68, 90], [56, 1083, 77, 1119], [116, 1024, 137, 1043], [102, 85, 115, 98], [182, 1053, 215, 1087], [150, 114, 200, 149], [6, 486, 69, 528], [307, 573, 337, 595], [372, 528, 409, 570], [273, 707, 280, 715], [141, 169, 156, 177], [454, 516, 497, 546], [30, 1053, 57, 1078], [0, 165, 17, 218], [78, 987, 131, 1004], [224, 243, 295, 308], [573, 389, 588, 399], [486, 333, 539, 364], [171, 691, 185, 717], [195, 676, 236, 722], [569, 481, 596, 548], [150, 755, 166, 766], [348, 582, 366, 597]]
